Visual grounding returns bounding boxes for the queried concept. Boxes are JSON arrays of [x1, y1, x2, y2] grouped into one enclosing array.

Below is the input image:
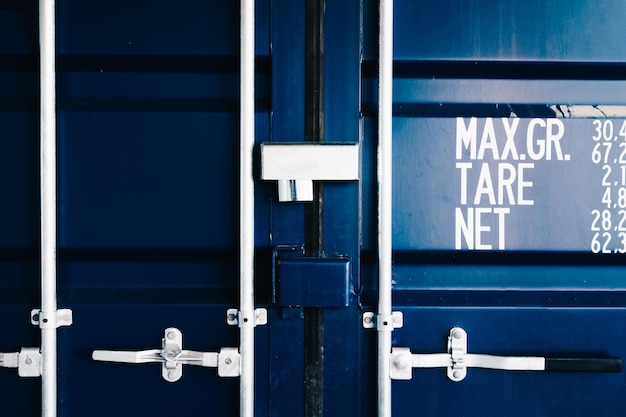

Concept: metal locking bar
[[391, 327, 622, 382], [92, 328, 240, 382]]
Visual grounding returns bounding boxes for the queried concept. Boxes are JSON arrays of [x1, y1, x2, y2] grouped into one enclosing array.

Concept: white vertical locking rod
[[240, 0, 256, 416], [377, 0, 394, 417], [40, 0, 58, 416]]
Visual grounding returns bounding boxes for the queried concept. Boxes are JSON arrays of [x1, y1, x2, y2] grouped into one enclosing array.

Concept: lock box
[[275, 256, 351, 307]]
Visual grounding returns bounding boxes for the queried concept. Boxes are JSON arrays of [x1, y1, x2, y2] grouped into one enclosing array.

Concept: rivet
[[225, 357, 233, 365], [166, 331, 176, 340], [25, 357, 32, 365], [393, 357, 407, 369], [168, 370, 178, 380], [453, 371, 462, 379], [453, 330, 463, 339], [364, 316, 373, 324]]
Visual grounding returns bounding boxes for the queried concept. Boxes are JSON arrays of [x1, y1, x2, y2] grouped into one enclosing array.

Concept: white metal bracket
[[227, 308, 268, 327], [260, 143, 360, 202], [92, 327, 240, 382], [362, 311, 403, 330], [31, 308, 73, 329], [0, 348, 42, 377], [0, 310, 73, 379], [447, 327, 468, 381]]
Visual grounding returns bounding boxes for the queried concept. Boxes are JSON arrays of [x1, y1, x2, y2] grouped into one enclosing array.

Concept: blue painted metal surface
[[393, 117, 622, 252], [0, 0, 625, 416], [276, 256, 351, 307], [391, 0, 626, 61], [392, 308, 626, 417]]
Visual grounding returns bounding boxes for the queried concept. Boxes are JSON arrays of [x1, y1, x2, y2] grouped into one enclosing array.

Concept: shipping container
[[1, 1, 625, 416]]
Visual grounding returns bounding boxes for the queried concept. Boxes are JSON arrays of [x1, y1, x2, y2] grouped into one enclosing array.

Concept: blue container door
[[55, 1, 272, 415], [369, 1, 626, 416], [0, 1, 271, 416]]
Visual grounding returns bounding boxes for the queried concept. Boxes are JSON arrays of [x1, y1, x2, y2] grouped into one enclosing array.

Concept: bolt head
[[393, 357, 408, 369]]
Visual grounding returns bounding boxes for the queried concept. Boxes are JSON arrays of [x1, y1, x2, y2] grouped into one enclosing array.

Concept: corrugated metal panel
[[0, 1, 625, 416]]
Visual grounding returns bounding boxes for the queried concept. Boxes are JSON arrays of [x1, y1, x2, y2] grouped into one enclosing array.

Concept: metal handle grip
[[545, 357, 623, 373], [92, 349, 161, 364]]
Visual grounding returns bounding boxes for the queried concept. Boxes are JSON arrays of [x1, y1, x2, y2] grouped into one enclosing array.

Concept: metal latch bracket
[[448, 327, 468, 382], [227, 308, 268, 327], [31, 308, 73, 329], [0, 348, 41, 377], [362, 311, 403, 330], [1, 310, 73, 379]]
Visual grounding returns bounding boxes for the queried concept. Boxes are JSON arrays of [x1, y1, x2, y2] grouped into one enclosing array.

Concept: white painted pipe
[[377, 0, 393, 417], [39, 1, 58, 416], [240, 1, 255, 416]]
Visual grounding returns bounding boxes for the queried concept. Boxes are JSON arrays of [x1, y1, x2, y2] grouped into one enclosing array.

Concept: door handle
[[92, 328, 240, 382], [543, 357, 623, 372], [391, 327, 622, 382]]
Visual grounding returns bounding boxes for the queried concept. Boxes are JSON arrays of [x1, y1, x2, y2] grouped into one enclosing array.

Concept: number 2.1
[[602, 165, 612, 186]]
